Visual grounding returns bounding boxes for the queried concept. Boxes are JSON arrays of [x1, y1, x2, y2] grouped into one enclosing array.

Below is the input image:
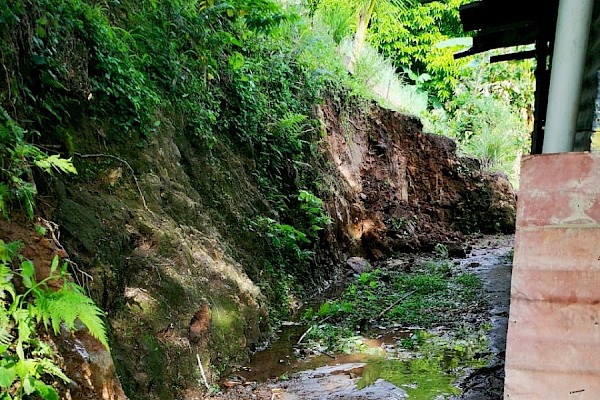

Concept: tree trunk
[[350, 0, 377, 73]]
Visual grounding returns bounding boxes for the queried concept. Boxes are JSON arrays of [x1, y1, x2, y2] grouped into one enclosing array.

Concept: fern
[[0, 244, 111, 398], [37, 283, 109, 351], [0, 106, 77, 219]]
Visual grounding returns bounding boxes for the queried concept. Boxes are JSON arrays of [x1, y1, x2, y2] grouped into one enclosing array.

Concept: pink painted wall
[[505, 153, 600, 399]]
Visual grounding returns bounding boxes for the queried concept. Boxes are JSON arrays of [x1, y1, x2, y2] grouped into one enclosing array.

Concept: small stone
[[346, 257, 371, 274]]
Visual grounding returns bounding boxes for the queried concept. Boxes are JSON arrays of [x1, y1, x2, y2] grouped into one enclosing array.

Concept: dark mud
[[209, 235, 513, 400]]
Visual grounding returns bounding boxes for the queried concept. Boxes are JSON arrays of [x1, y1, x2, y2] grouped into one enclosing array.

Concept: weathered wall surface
[[505, 153, 600, 398]]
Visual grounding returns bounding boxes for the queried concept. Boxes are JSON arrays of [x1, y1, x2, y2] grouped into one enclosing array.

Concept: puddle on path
[[218, 235, 513, 400], [235, 325, 412, 383]]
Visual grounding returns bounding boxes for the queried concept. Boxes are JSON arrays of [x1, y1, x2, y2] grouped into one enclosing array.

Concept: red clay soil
[[320, 98, 516, 260]]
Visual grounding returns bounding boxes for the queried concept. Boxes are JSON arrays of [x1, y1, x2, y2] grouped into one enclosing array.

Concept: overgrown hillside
[[0, 0, 515, 399]]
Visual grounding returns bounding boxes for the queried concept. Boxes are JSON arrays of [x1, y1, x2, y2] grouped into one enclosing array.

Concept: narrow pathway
[[456, 236, 513, 399], [209, 235, 513, 400]]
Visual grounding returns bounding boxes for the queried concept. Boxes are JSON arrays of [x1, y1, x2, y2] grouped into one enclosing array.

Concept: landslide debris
[[0, 2, 515, 397], [320, 98, 516, 260]]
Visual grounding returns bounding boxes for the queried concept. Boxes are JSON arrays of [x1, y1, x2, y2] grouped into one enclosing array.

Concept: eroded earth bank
[[1, 98, 516, 399]]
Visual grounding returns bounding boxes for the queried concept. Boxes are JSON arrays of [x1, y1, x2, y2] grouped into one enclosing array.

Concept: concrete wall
[[505, 153, 600, 398]]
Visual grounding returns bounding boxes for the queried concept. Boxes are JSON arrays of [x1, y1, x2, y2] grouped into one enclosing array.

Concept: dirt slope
[[320, 98, 516, 260], [1, 97, 516, 400]]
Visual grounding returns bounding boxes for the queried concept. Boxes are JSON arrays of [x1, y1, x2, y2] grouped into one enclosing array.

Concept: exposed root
[[74, 153, 150, 212]]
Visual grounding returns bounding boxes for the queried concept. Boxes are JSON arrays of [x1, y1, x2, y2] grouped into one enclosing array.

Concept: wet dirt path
[[455, 236, 513, 399], [208, 235, 513, 400]]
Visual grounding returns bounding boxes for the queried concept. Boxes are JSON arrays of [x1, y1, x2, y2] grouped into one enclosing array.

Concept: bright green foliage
[[369, 0, 470, 104], [425, 52, 534, 183], [0, 107, 76, 219], [314, 0, 355, 44], [0, 241, 109, 399], [298, 190, 332, 237], [303, 259, 485, 351]]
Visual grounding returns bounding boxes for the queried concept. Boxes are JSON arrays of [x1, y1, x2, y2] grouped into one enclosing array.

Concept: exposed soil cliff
[[1, 98, 515, 400], [320, 98, 516, 260]]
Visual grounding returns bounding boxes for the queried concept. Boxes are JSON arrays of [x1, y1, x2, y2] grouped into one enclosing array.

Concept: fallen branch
[[196, 353, 211, 390], [296, 326, 312, 345], [297, 315, 333, 345], [321, 351, 336, 359], [373, 290, 417, 321], [74, 153, 150, 212]]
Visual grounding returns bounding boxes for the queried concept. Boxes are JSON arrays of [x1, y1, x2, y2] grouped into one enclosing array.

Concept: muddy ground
[[207, 235, 513, 400]]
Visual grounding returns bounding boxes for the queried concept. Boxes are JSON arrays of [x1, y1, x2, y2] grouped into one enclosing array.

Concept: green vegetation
[[0, 108, 76, 219], [302, 259, 485, 351], [357, 327, 489, 399], [310, 0, 533, 183], [0, 241, 109, 400], [1, 0, 528, 394], [298, 257, 490, 399]]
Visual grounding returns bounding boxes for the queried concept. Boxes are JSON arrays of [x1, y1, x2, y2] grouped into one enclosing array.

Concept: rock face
[[53, 326, 126, 400], [346, 257, 371, 275], [320, 99, 516, 259], [50, 131, 270, 399]]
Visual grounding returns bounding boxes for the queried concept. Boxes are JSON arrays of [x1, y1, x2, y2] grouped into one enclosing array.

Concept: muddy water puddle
[[218, 235, 513, 400], [233, 324, 412, 381]]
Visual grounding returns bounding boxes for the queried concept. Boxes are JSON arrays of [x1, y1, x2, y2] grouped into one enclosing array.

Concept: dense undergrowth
[[0, 0, 344, 315]]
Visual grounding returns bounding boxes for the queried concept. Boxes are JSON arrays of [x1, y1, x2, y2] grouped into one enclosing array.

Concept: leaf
[[32, 54, 46, 65], [34, 155, 77, 174], [21, 260, 35, 289], [0, 183, 10, 218], [16, 342, 24, 361], [43, 285, 110, 351], [34, 380, 59, 400], [229, 52, 245, 71], [50, 256, 59, 275], [17, 312, 32, 344], [23, 375, 35, 395], [0, 366, 16, 388], [37, 359, 69, 383]]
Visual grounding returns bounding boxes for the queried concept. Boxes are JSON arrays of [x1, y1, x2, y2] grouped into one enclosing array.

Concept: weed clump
[[302, 258, 486, 352]]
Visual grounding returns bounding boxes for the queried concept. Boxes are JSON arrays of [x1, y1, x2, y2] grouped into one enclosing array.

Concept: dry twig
[[196, 353, 211, 390], [74, 153, 150, 212], [374, 290, 417, 321]]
